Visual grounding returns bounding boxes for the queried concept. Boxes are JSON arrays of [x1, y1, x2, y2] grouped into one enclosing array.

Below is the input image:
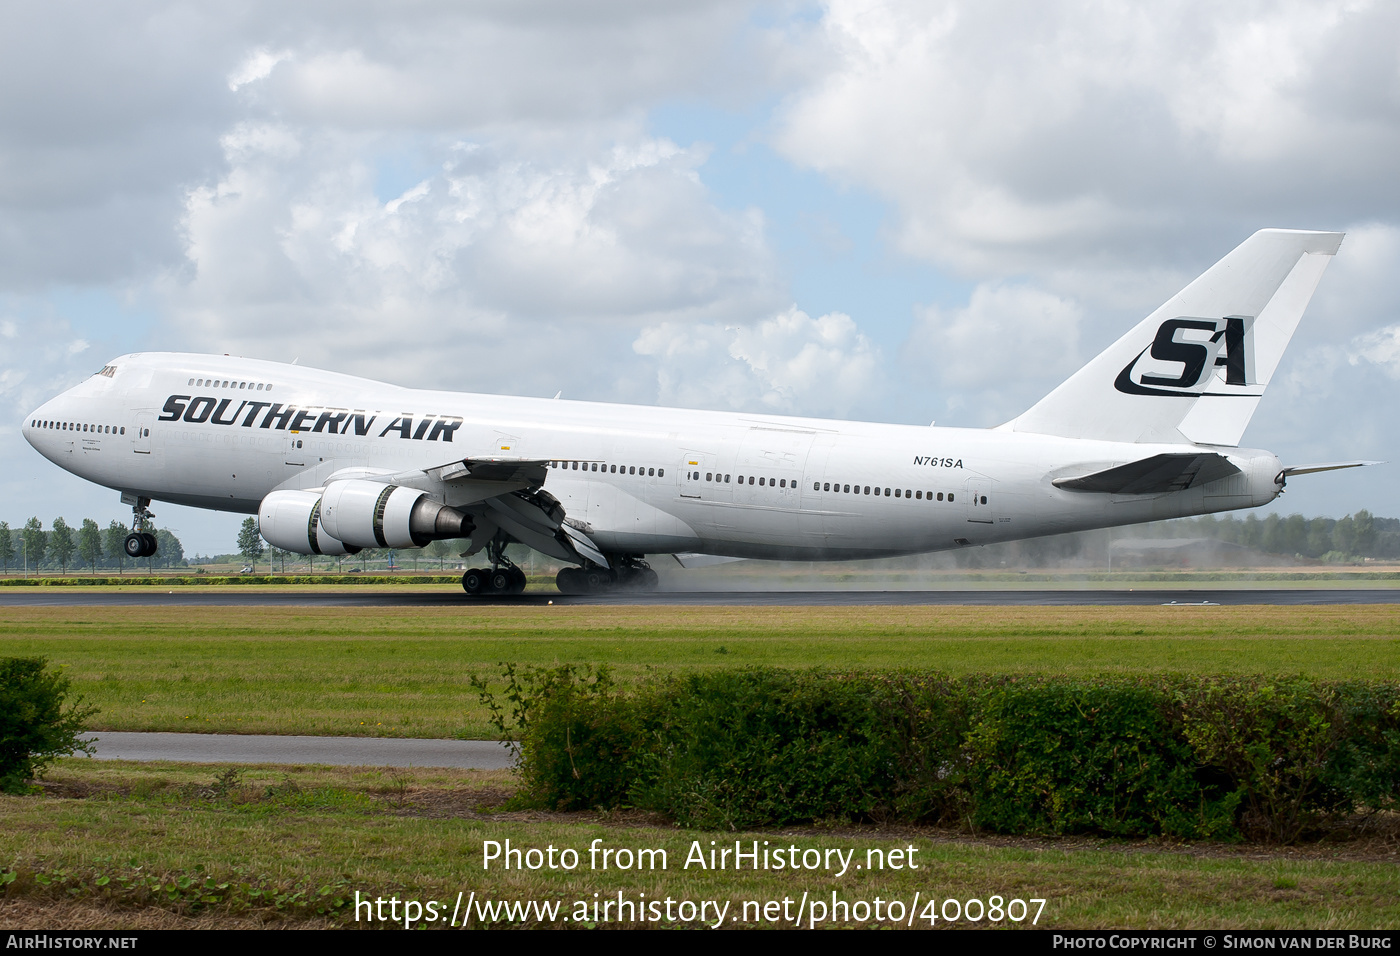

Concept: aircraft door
[[964, 476, 996, 525], [285, 436, 305, 466], [133, 412, 153, 454], [678, 452, 725, 502], [804, 433, 838, 544]]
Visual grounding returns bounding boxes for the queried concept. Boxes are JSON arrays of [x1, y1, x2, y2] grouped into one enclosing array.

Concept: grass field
[[5, 601, 1400, 930], [1, 604, 1398, 737], [4, 760, 1400, 930]]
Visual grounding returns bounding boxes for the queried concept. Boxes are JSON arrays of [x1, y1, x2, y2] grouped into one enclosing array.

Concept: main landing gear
[[123, 496, 158, 558], [460, 539, 527, 596], [555, 556, 659, 595]]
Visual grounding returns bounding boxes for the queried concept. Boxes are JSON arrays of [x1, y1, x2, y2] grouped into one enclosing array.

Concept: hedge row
[[487, 667, 1400, 841]]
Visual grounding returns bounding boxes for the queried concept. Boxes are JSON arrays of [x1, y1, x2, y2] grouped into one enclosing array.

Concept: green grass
[[1, 605, 1398, 737], [5, 760, 1400, 929]]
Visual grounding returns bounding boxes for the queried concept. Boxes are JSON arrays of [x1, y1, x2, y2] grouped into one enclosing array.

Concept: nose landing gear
[[122, 496, 158, 558]]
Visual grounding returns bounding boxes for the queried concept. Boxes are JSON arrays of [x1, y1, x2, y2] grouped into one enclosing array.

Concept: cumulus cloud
[[0, 1, 773, 289], [1349, 325, 1400, 378], [166, 124, 784, 398], [904, 282, 1083, 424], [775, 0, 1400, 275], [633, 307, 884, 418], [227, 47, 290, 92]]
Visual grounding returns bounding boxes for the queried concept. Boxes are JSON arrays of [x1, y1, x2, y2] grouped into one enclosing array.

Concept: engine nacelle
[[258, 490, 359, 556], [319, 478, 472, 550]]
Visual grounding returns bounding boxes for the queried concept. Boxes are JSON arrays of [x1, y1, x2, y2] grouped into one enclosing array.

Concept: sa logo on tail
[[1114, 316, 1257, 398]]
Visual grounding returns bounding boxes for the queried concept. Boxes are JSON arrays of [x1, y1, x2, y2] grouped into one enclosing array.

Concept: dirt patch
[[27, 779, 129, 800]]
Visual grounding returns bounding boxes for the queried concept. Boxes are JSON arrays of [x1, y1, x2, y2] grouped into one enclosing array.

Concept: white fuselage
[[23, 352, 1283, 560]]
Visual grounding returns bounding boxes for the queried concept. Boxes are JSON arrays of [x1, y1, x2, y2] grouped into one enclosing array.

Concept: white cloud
[[0, 1, 774, 288], [775, 0, 1400, 275], [165, 125, 785, 399], [633, 307, 883, 418], [227, 47, 290, 92], [904, 282, 1083, 424], [1348, 325, 1400, 379]]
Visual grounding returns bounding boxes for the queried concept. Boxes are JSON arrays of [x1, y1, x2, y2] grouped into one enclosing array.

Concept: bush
[[964, 678, 1237, 839], [633, 670, 908, 828], [474, 664, 663, 811], [0, 657, 98, 793], [482, 667, 1400, 841]]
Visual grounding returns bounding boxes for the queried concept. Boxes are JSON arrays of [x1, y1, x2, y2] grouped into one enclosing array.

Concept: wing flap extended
[[1053, 452, 1241, 495]]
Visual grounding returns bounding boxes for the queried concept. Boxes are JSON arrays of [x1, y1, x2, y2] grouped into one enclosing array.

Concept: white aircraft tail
[[1009, 228, 1343, 446]]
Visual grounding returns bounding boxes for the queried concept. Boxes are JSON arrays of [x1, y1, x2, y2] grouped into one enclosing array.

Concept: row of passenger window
[[187, 377, 274, 391], [690, 471, 796, 488], [815, 482, 956, 502], [548, 460, 972, 504], [551, 461, 665, 478], [31, 420, 126, 436], [687, 470, 964, 501]]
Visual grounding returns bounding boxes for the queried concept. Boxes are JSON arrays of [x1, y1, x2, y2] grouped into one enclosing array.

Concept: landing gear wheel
[[141, 532, 157, 557], [461, 568, 487, 595], [556, 567, 587, 595], [613, 560, 659, 591], [489, 569, 512, 593], [124, 533, 146, 559], [508, 566, 527, 594]]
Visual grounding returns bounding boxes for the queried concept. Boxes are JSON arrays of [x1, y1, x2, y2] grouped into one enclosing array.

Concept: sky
[[1, 0, 1397, 556]]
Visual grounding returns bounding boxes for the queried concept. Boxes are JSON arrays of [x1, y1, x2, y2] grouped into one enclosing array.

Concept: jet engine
[[258, 490, 359, 556], [318, 478, 473, 550]]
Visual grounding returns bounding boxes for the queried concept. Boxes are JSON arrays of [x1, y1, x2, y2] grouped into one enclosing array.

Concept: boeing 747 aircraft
[[23, 229, 1376, 594]]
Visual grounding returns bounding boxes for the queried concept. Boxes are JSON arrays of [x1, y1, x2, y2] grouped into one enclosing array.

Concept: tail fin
[[1008, 228, 1343, 445]]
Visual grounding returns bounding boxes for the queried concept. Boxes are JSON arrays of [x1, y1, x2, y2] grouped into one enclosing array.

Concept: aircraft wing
[[1052, 452, 1241, 495], [335, 456, 607, 566]]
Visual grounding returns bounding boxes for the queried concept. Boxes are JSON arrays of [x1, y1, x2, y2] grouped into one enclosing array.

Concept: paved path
[[82, 731, 515, 769]]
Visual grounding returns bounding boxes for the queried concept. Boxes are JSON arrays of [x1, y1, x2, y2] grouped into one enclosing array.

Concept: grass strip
[[2, 605, 1397, 738]]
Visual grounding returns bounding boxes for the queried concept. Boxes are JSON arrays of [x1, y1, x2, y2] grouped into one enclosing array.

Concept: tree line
[[0, 519, 186, 573]]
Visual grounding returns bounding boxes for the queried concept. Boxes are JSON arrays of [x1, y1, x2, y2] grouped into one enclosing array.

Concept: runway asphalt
[[82, 731, 515, 769], [3, 587, 1399, 606]]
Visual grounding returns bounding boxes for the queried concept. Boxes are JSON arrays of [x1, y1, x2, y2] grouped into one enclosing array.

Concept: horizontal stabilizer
[[1281, 460, 1384, 478], [1054, 453, 1240, 495]]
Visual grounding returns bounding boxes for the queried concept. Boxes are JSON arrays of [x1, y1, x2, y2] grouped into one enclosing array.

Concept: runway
[[3, 587, 1399, 606], [82, 731, 514, 769]]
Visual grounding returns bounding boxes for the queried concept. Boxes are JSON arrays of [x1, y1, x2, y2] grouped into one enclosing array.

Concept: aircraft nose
[[23, 400, 57, 450]]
